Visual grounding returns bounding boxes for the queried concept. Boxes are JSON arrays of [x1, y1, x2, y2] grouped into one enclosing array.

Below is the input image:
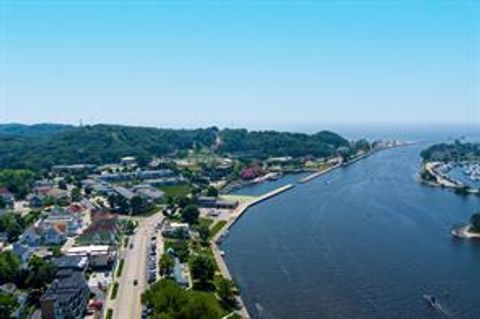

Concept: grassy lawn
[[158, 184, 193, 198], [111, 282, 119, 300], [116, 259, 125, 277], [209, 220, 227, 240], [220, 194, 256, 202], [199, 217, 214, 228]]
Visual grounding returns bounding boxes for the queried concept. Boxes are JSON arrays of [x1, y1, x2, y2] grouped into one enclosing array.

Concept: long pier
[[211, 184, 294, 318]]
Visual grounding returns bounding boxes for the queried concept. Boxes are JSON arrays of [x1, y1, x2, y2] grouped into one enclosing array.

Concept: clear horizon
[[1, 1, 479, 128]]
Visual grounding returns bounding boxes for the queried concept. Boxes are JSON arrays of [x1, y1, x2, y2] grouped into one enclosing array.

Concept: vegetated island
[[419, 141, 480, 195]]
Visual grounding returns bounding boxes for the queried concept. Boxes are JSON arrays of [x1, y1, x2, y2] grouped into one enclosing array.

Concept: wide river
[[221, 144, 480, 319]]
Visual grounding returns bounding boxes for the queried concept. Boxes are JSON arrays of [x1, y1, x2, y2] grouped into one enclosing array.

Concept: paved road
[[111, 212, 164, 319]]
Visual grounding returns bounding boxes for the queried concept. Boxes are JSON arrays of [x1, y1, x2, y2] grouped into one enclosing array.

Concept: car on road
[[133, 279, 138, 286]]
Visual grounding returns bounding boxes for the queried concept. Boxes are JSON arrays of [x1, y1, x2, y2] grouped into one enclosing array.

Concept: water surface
[[222, 144, 480, 319]]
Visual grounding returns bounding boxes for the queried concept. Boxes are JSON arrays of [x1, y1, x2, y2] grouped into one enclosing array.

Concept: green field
[[159, 184, 193, 198], [209, 220, 227, 240]]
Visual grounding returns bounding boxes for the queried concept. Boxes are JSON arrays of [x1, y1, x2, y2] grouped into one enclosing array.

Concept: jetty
[[299, 164, 341, 184], [211, 184, 294, 318]]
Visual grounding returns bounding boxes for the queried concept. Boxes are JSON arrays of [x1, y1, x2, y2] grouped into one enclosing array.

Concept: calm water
[[222, 144, 480, 319]]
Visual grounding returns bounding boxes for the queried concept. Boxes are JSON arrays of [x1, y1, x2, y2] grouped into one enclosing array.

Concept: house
[[40, 269, 90, 319], [65, 245, 116, 269], [12, 242, 32, 263], [0, 188, 15, 209], [43, 224, 67, 246], [41, 208, 84, 237], [112, 186, 135, 201], [76, 211, 119, 246], [47, 189, 71, 204], [197, 196, 238, 210], [133, 185, 165, 203], [52, 255, 89, 271], [161, 222, 190, 238], [27, 193, 45, 208], [120, 156, 137, 166], [20, 227, 42, 247], [52, 164, 96, 173]]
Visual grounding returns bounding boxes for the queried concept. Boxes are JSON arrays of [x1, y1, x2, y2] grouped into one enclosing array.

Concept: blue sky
[[1, 0, 479, 130]]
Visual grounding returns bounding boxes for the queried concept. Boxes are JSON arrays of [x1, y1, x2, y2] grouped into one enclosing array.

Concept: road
[[109, 212, 164, 319]]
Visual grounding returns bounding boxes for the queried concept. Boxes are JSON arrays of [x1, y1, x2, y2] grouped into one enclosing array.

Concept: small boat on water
[[423, 294, 448, 315]]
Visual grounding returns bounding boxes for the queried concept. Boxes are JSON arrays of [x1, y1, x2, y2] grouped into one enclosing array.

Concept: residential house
[[27, 193, 45, 208], [40, 269, 90, 319], [20, 227, 42, 247], [52, 255, 89, 272], [112, 186, 135, 201], [0, 188, 14, 209], [76, 211, 119, 246], [65, 245, 116, 269], [12, 242, 32, 263], [41, 207, 84, 236], [43, 224, 67, 246]]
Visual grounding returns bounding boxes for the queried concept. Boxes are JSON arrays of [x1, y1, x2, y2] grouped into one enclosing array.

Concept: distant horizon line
[[0, 121, 478, 131]]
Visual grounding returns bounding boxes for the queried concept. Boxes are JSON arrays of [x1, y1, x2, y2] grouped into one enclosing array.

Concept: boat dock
[[299, 164, 341, 184]]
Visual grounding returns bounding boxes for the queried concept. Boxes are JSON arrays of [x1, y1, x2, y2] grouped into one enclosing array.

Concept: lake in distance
[[221, 143, 480, 319]]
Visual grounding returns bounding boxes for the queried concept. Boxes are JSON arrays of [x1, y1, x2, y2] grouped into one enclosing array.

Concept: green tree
[[190, 255, 215, 285], [142, 279, 222, 319], [0, 169, 35, 199], [470, 212, 480, 232], [24, 256, 56, 290], [0, 252, 20, 285], [130, 195, 146, 215], [198, 224, 210, 243], [0, 197, 5, 209], [181, 205, 199, 224], [58, 180, 67, 190], [216, 277, 237, 308], [206, 186, 218, 197], [0, 293, 18, 318], [172, 240, 190, 263], [159, 254, 175, 277], [182, 293, 220, 319], [71, 187, 82, 202]]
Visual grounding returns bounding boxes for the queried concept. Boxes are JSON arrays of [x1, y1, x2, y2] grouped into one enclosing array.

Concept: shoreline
[[419, 162, 480, 194], [451, 225, 480, 239], [213, 142, 413, 318], [212, 184, 294, 318]]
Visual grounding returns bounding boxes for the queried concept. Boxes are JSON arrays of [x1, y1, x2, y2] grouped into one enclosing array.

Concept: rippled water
[[222, 144, 480, 319]]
